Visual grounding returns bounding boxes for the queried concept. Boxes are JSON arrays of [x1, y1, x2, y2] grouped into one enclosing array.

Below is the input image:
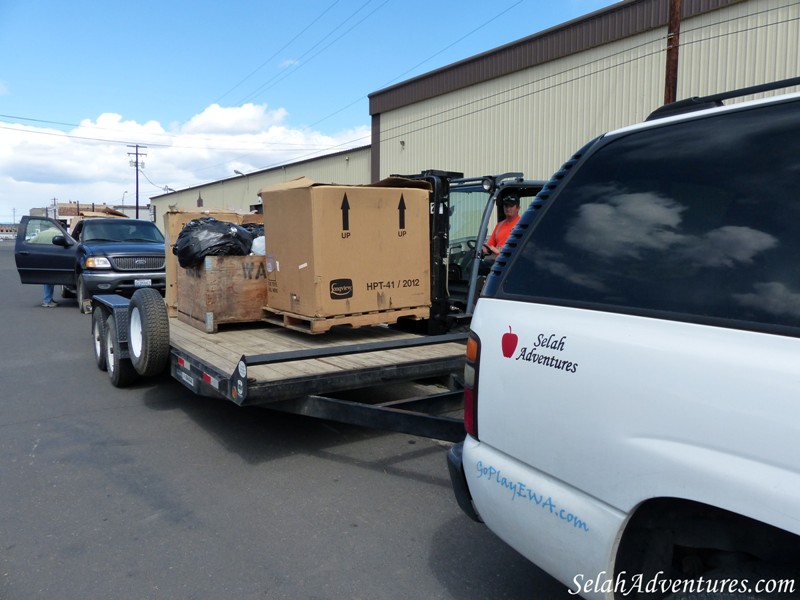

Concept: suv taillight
[[463, 332, 480, 440]]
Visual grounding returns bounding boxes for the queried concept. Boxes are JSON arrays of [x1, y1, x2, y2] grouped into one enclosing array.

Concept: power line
[[308, 0, 524, 129], [0, 120, 345, 153], [235, 0, 391, 106], [212, 0, 343, 105]]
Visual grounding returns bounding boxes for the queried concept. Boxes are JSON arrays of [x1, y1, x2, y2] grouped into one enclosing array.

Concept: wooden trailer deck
[[168, 317, 467, 405]]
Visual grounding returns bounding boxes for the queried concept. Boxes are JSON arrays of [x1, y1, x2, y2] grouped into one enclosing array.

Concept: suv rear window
[[501, 99, 800, 333]]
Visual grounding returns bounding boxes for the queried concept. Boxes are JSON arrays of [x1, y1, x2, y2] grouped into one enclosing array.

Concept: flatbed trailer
[[89, 172, 546, 443], [92, 293, 468, 442]]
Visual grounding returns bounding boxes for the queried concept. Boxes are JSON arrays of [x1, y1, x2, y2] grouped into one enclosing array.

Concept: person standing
[[29, 224, 61, 308]]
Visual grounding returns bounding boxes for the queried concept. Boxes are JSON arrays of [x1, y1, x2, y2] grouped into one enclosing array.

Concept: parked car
[[15, 216, 166, 312], [448, 79, 800, 599]]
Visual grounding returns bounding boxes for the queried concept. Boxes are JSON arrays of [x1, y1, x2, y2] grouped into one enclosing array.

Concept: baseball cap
[[502, 195, 520, 205]]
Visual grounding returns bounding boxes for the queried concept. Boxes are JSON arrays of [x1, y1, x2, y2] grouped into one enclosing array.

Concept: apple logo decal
[[502, 326, 518, 358]]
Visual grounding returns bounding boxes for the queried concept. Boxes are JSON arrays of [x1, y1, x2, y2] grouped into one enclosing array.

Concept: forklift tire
[[92, 306, 107, 371], [105, 315, 137, 387], [128, 288, 170, 377]]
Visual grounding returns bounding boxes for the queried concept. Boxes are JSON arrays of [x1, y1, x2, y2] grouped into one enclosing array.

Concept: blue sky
[[0, 0, 619, 222]]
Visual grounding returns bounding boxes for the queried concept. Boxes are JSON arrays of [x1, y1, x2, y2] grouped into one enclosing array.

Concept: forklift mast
[[391, 170, 545, 335], [392, 170, 462, 334]]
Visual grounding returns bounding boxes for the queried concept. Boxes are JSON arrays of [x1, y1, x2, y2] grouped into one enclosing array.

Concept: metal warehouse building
[[369, 0, 799, 182], [153, 0, 799, 220]]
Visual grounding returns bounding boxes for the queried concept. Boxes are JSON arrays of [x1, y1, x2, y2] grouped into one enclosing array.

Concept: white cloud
[[0, 81, 8, 96], [0, 103, 369, 222], [181, 103, 287, 135]]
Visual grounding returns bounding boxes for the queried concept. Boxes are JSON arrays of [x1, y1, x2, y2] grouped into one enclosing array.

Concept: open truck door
[[14, 216, 77, 286]]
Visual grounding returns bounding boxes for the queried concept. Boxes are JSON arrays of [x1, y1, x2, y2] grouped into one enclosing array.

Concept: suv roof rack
[[646, 76, 800, 121]]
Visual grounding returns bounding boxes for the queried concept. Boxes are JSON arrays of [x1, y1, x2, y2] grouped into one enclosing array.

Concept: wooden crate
[[176, 255, 268, 333], [163, 209, 263, 317]]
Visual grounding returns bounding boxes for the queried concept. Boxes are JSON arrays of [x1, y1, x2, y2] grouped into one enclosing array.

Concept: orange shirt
[[487, 216, 520, 250]]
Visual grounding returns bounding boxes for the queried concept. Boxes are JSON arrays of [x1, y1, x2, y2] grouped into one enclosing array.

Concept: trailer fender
[[91, 305, 109, 371], [105, 315, 137, 387], [128, 288, 170, 377]]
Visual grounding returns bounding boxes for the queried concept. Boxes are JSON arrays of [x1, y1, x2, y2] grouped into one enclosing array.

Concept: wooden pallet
[[262, 305, 430, 335]]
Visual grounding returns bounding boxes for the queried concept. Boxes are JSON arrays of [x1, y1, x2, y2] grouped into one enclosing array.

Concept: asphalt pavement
[[0, 241, 572, 600]]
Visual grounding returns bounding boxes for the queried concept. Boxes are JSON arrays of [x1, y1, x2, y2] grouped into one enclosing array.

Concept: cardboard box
[[259, 177, 430, 321], [163, 209, 263, 317], [176, 255, 268, 333]]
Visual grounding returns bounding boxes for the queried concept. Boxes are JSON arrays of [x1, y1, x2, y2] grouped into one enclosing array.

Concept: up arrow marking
[[341, 194, 350, 231], [398, 195, 406, 229]]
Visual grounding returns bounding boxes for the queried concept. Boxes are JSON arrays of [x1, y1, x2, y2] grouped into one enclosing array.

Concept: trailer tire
[[92, 306, 107, 371], [128, 288, 170, 377], [105, 315, 137, 387]]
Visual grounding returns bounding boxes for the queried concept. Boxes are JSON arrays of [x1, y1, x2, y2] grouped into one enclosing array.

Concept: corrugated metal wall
[[376, 0, 799, 182], [150, 146, 370, 231], [677, 0, 800, 95]]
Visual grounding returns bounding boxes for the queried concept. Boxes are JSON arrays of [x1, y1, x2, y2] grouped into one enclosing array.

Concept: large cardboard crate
[[163, 209, 262, 317], [176, 255, 268, 333], [259, 177, 430, 327]]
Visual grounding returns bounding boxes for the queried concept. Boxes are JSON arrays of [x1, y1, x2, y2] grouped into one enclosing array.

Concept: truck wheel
[[128, 288, 170, 377], [77, 275, 90, 314], [105, 315, 137, 387], [92, 306, 107, 371]]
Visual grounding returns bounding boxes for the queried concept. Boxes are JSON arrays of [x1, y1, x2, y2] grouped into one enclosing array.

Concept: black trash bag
[[173, 217, 254, 268], [241, 222, 264, 238]]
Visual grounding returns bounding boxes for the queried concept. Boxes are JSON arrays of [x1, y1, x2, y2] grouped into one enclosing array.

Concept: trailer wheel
[[105, 315, 137, 387], [92, 306, 107, 371], [128, 288, 170, 377]]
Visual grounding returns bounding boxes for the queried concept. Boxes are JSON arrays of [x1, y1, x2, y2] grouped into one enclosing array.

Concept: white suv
[[448, 79, 800, 600]]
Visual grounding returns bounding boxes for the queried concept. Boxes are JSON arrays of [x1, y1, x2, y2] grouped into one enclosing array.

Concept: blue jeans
[[42, 284, 55, 304]]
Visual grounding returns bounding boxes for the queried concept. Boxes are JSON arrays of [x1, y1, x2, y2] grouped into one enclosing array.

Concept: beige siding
[[677, 0, 800, 98], [377, 0, 799, 182], [150, 147, 370, 230]]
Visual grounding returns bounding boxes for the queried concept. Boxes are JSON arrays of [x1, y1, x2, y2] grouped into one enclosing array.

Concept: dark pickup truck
[[15, 216, 166, 312]]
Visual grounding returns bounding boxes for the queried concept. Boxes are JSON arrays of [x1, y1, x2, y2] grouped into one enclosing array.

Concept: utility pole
[[664, 0, 682, 104], [127, 144, 148, 219]]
